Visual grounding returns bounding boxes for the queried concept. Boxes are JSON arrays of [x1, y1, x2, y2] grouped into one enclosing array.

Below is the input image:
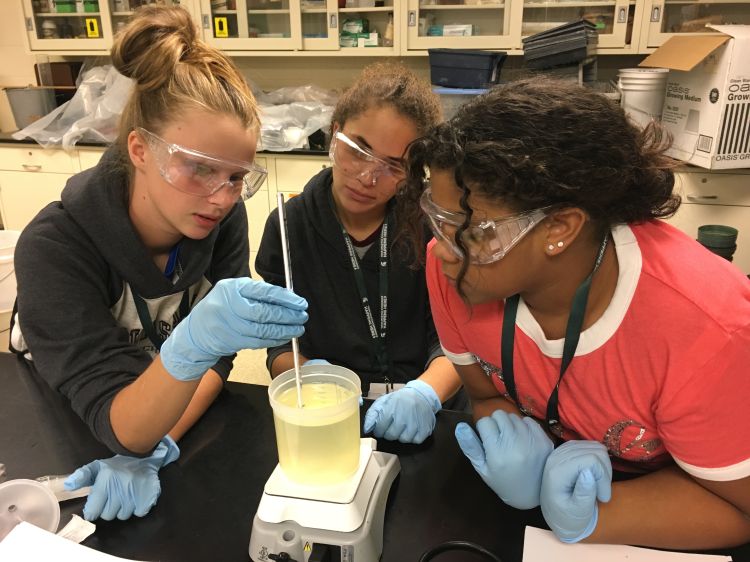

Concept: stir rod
[[276, 193, 303, 408]]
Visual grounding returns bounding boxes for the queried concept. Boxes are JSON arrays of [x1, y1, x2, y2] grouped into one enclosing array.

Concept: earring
[[557, 241, 564, 248], [547, 244, 555, 251]]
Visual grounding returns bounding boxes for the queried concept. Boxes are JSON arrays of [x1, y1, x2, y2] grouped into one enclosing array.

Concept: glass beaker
[[269, 364, 361, 486]]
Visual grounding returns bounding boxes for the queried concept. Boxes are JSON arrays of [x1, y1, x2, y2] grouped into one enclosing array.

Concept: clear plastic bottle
[[384, 13, 394, 47]]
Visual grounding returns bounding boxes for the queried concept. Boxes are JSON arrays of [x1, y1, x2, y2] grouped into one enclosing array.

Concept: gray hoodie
[[12, 147, 249, 455]]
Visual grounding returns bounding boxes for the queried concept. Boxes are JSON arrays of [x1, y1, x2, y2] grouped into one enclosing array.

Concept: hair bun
[[111, 5, 197, 91]]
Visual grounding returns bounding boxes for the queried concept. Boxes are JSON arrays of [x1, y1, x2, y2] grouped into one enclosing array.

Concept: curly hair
[[331, 61, 441, 136], [397, 76, 680, 281]]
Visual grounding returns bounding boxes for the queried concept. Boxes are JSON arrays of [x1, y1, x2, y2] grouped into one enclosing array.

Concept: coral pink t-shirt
[[427, 221, 750, 480]]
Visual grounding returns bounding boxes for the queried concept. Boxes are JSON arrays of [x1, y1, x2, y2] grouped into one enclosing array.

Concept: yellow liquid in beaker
[[274, 382, 360, 485]]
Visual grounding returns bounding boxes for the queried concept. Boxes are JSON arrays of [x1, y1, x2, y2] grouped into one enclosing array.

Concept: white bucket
[[0, 230, 22, 312], [618, 67, 669, 129]]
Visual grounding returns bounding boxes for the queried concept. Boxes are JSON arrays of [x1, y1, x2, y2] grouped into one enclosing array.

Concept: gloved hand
[[161, 278, 308, 381], [363, 379, 441, 444], [303, 359, 331, 366], [540, 440, 613, 543], [302, 359, 363, 406], [64, 435, 180, 522], [455, 410, 554, 509]]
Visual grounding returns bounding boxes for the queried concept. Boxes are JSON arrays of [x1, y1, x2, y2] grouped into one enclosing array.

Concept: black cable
[[418, 540, 503, 562]]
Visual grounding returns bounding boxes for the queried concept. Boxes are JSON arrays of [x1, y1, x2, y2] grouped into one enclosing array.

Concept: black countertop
[[2, 353, 749, 561]]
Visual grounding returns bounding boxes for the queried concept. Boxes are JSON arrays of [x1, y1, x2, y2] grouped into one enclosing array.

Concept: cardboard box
[[639, 25, 750, 170]]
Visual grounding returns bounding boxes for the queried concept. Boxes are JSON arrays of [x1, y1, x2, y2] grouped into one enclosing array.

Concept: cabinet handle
[[25, 17, 34, 32], [650, 4, 662, 23], [686, 194, 718, 201], [408, 11, 417, 27], [202, 14, 210, 29], [329, 14, 337, 29], [21, 164, 42, 172]]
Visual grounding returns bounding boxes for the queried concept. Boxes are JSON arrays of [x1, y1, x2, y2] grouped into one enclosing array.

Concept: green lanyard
[[501, 235, 609, 435], [132, 290, 190, 351], [330, 192, 390, 377]]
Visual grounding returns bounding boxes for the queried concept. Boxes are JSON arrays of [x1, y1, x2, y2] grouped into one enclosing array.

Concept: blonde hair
[[112, 5, 259, 160]]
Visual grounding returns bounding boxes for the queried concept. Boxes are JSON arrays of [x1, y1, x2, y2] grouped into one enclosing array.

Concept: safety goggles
[[138, 128, 267, 201], [328, 131, 406, 185], [419, 187, 550, 264]]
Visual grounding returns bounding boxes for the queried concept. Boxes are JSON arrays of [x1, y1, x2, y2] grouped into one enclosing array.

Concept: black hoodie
[[256, 167, 441, 396], [12, 147, 249, 455]]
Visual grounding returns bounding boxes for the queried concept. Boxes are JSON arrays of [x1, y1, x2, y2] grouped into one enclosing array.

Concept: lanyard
[[340, 220, 390, 376], [333, 192, 390, 377], [132, 290, 191, 351], [501, 234, 609, 435]]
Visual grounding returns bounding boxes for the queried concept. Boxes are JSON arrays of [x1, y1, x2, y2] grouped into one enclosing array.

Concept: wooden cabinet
[[0, 145, 78, 229], [21, 0, 198, 54], [665, 168, 750, 274], [639, 0, 750, 50], [0, 170, 71, 230], [22, 0, 750, 56], [0, 143, 330, 277], [199, 0, 400, 55], [3, 143, 747, 274], [405, 0, 520, 50], [519, 0, 638, 51]]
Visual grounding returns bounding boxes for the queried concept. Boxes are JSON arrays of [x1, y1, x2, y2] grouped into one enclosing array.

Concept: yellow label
[[304, 542, 311, 553], [85, 18, 99, 38], [214, 17, 228, 38]]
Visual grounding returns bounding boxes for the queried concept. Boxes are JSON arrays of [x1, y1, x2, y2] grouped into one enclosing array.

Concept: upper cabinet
[[405, 0, 521, 50], [199, 0, 400, 54], [641, 0, 750, 48], [21, 0, 194, 53], [22, 0, 114, 51], [519, 0, 638, 50], [18, 0, 750, 55]]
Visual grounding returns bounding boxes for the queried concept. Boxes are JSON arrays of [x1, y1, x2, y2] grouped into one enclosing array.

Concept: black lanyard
[[332, 191, 390, 377], [132, 290, 191, 351], [501, 235, 609, 435]]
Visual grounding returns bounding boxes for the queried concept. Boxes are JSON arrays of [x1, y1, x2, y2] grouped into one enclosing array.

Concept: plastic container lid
[[0, 479, 60, 541]]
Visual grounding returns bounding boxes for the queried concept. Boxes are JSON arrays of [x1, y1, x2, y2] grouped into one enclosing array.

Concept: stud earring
[[547, 244, 555, 251], [557, 241, 564, 248]]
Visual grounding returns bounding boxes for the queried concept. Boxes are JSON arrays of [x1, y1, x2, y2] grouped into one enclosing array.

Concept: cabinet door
[[665, 170, 750, 275], [643, 0, 750, 48], [274, 155, 329, 197], [199, 0, 302, 50], [520, 0, 635, 49], [111, 0, 200, 39], [23, 0, 113, 52], [406, 0, 520, 50], [336, 0, 400, 55], [0, 171, 68, 231], [301, 0, 339, 51]]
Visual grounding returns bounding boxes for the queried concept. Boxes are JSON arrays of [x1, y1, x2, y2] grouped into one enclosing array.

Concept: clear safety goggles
[[138, 128, 267, 201], [328, 131, 406, 185], [419, 187, 551, 265]]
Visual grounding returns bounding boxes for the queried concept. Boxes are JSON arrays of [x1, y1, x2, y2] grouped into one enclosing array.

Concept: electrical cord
[[418, 540, 503, 562]]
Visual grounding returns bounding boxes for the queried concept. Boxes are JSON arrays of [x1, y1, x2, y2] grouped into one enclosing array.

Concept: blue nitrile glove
[[363, 379, 441, 444], [303, 359, 363, 405], [303, 359, 331, 366], [64, 435, 180, 522], [540, 440, 613, 543], [455, 410, 554, 509], [160, 278, 308, 381]]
